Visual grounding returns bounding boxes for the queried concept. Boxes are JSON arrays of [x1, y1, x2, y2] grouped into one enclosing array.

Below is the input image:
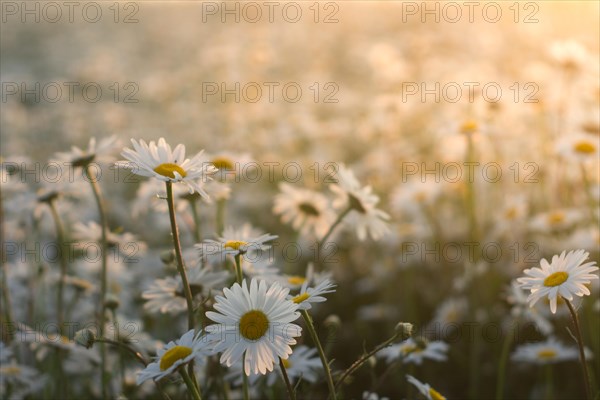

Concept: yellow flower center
[[429, 387, 446, 400], [505, 207, 517, 220], [159, 345, 192, 371], [154, 163, 187, 179], [288, 276, 306, 286], [537, 349, 557, 359], [460, 120, 478, 135], [402, 345, 423, 355], [281, 358, 291, 369], [547, 212, 565, 225], [0, 366, 21, 375], [293, 293, 310, 304], [239, 310, 269, 340], [212, 157, 235, 170], [298, 202, 320, 216], [224, 240, 248, 250], [573, 141, 596, 154], [543, 271, 569, 287]]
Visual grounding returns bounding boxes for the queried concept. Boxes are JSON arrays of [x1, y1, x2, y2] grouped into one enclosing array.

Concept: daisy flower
[[273, 183, 336, 239], [516, 249, 599, 313], [115, 138, 217, 197], [53, 135, 120, 168], [136, 329, 210, 384], [506, 282, 553, 335], [529, 209, 582, 233], [329, 164, 390, 241], [511, 337, 582, 365], [271, 345, 322, 385], [406, 375, 446, 400], [363, 391, 390, 400], [289, 279, 337, 311], [205, 279, 302, 376], [555, 133, 600, 163], [378, 338, 449, 365], [207, 151, 254, 181]]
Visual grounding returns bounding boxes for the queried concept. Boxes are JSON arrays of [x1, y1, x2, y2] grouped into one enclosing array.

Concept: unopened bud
[[395, 322, 413, 339], [105, 293, 120, 310], [324, 314, 341, 329], [74, 328, 96, 349], [160, 250, 175, 265]]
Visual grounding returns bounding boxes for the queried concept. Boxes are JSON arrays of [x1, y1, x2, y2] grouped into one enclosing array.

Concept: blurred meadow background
[[1, 1, 599, 399]]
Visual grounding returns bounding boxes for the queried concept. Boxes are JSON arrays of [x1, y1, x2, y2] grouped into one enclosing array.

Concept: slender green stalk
[[301, 310, 336, 400], [279, 357, 296, 400], [334, 331, 400, 392], [545, 364, 553, 400], [0, 193, 15, 344], [242, 353, 250, 400], [86, 165, 110, 399], [580, 163, 598, 223], [188, 198, 202, 242], [180, 366, 202, 400], [165, 182, 196, 330], [216, 199, 226, 236], [316, 206, 351, 272], [565, 298, 592, 400], [495, 321, 516, 400], [234, 254, 244, 284]]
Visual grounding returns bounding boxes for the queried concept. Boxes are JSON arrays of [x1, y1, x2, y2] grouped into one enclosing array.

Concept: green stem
[[165, 182, 196, 330], [565, 298, 592, 400], [242, 353, 250, 400], [334, 331, 400, 392], [580, 163, 598, 223], [301, 310, 336, 400], [234, 254, 244, 284], [0, 192, 15, 344], [189, 198, 202, 243], [279, 357, 296, 400], [87, 165, 110, 399], [495, 321, 516, 400], [316, 206, 351, 272], [216, 199, 226, 236], [545, 364, 553, 400], [180, 366, 202, 400]]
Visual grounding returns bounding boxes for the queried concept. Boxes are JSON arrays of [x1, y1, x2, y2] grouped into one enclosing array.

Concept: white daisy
[[511, 337, 582, 365], [363, 391, 390, 400], [378, 338, 449, 365], [207, 151, 254, 181], [329, 164, 390, 241], [289, 279, 337, 311], [506, 282, 553, 335], [406, 375, 446, 400], [555, 133, 600, 163], [53, 135, 120, 168], [205, 279, 302, 376], [516, 249, 599, 313], [115, 138, 217, 197], [270, 345, 322, 385], [196, 224, 277, 277], [529, 209, 582, 233], [273, 183, 336, 239], [136, 329, 210, 384]]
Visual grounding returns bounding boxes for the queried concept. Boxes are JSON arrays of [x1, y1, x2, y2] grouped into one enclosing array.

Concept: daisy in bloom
[[205, 279, 302, 376], [72, 220, 147, 254], [136, 329, 210, 384], [115, 138, 217, 197], [549, 39, 589, 70], [506, 282, 553, 336], [288, 279, 337, 311], [329, 164, 390, 241], [511, 337, 582, 365], [516, 249, 599, 313], [0, 342, 45, 400], [378, 338, 449, 365], [207, 151, 254, 181], [196, 224, 278, 276], [555, 133, 600, 163], [273, 183, 336, 239], [406, 375, 446, 400], [529, 209, 582, 233], [53, 135, 120, 168], [143, 265, 230, 315]]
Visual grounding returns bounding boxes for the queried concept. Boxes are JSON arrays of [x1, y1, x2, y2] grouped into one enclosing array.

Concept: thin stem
[[242, 353, 250, 400], [334, 331, 400, 392], [0, 192, 15, 344], [189, 198, 202, 243], [565, 298, 592, 400], [545, 364, 553, 400], [87, 165, 110, 400], [180, 366, 202, 400], [301, 310, 336, 400], [495, 321, 516, 400], [234, 254, 244, 284], [316, 206, 351, 272], [165, 182, 196, 330], [580, 163, 598, 223], [95, 338, 148, 366], [216, 199, 226, 236], [279, 357, 296, 400]]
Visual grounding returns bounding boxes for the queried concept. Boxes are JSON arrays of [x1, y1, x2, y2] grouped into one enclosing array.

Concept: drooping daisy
[[406, 375, 446, 400], [378, 338, 449, 365], [511, 337, 582, 365], [289, 279, 337, 311], [205, 279, 302, 376], [136, 329, 210, 384], [53, 135, 120, 168], [516, 249, 599, 313], [273, 183, 336, 239], [143, 265, 230, 315], [115, 138, 217, 196], [329, 164, 390, 241]]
